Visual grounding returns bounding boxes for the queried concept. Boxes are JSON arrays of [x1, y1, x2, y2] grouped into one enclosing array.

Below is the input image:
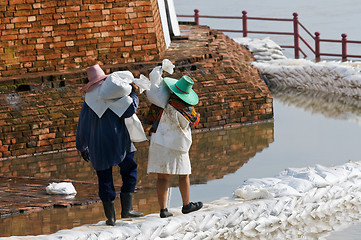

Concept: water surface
[[2, 86, 361, 238], [174, 0, 361, 59]]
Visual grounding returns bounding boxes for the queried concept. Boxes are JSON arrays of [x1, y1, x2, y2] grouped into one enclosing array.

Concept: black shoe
[[160, 208, 173, 218], [181, 202, 203, 214], [120, 192, 144, 218]]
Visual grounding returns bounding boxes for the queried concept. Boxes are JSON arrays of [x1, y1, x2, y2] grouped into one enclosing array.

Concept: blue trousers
[[96, 152, 138, 202]]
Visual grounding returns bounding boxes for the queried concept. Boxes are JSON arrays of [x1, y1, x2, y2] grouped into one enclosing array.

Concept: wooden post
[[315, 32, 321, 62], [293, 13, 300, 59], [242, 10, 248, 37], [194, 9, 199, 25], [342, 33, 348, 62]]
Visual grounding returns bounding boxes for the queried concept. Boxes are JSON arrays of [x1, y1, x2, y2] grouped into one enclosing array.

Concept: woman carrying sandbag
[[145, 73, 203, 218]]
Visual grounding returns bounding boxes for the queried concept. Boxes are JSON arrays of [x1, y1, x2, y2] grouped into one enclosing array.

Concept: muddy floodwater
[[2, 87, 361, 238]]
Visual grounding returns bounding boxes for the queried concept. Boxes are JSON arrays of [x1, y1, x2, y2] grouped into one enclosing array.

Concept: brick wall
[[0, 0, 165, 78]]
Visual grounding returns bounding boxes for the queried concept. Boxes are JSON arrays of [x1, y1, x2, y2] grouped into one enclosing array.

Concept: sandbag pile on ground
[[7, 161, 361, 240], [235, 37, 361, 98], [231, 161, 361, 239], [234, 37, 286, 61]]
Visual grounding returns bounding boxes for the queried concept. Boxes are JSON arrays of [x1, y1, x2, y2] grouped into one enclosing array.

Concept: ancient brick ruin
[[0, 1, 273, 169]]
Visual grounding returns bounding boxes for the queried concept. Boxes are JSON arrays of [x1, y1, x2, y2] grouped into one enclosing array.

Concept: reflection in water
[[190, 122, 274, 185], [270, 86, 361, 123], [0, 122, 274, 237], [0, 150, 98, 182]]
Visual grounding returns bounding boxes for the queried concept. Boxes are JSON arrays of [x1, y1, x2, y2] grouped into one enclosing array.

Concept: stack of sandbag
[[23, 161, 361, 240], [234, 37, 286, 61]]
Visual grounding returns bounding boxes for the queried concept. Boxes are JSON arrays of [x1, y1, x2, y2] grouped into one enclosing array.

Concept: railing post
[[242, 10, 248, 37], [315, 32, 321, 62], [293, 13, 300, 59], [342, 33, 348, 62], [194, 9, 199, 25]]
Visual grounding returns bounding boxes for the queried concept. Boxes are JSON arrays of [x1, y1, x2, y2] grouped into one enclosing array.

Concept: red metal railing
[[177, 9, 361, 61]]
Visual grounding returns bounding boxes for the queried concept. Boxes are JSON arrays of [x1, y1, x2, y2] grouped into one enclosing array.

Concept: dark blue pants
[[96, 152, 138, 202]]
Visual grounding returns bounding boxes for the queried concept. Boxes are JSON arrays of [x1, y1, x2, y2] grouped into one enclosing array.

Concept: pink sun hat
[[81, 64, 109, 92]]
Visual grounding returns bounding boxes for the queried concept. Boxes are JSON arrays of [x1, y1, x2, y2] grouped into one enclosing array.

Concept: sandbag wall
[[17, 161, 361, 240]]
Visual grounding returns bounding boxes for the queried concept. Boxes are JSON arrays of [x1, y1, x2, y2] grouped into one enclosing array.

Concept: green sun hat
[[163, 75, 199, 105]]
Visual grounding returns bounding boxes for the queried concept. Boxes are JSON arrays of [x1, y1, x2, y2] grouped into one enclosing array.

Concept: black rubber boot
[[120, 192, 144, 218], [102, 201, 116, 226]]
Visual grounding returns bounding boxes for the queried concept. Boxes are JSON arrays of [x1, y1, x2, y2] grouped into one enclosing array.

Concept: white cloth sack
[[85, 85, 147, 143], [134, 74, 151, 93], [150, 104, 192, 151], [99, 71, 133, 100], [85, 70, 134, 119], [46, 182, 77, 195], [234, 185, 271, 200], [146, 66, 171, 108], [125, 114, 147, 142], [85, 85, 133, 118], [161, 59, 175, 74], [146, 59, 175, 108]]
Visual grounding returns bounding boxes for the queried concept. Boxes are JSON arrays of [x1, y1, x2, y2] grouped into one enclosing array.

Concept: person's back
[[76, 65, 145, 226]]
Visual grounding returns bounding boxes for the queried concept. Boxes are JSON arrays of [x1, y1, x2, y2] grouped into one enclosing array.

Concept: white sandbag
[[315, 164, 344, 184], [146, 81, 170, 108], [46, 182, 77, 195], [145, 60, 174, 108], [149, 66, 163, 86], [124, 114, 147, 142], [133, 74, 151, 93], [270, 197, 289, 216], [234, 185, 271, 200], [243, 177, 281, 188], [255, 51, 272, 57], [145, 221, 168, 239], [99, 71, 133, 100], [159, 218, 184, 238], [271, 54, 287, 60], [254, 55, 273, 61], [278, 176, 314, 193], [267, 183, 301, 197], [162, 59, 175, 74]]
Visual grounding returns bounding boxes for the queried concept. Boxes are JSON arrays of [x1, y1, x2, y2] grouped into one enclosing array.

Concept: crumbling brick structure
[[0, 2, 273, 162]]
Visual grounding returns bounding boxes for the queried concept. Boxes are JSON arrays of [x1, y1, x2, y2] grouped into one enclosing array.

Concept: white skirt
[[147, 142, 191, 175]]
